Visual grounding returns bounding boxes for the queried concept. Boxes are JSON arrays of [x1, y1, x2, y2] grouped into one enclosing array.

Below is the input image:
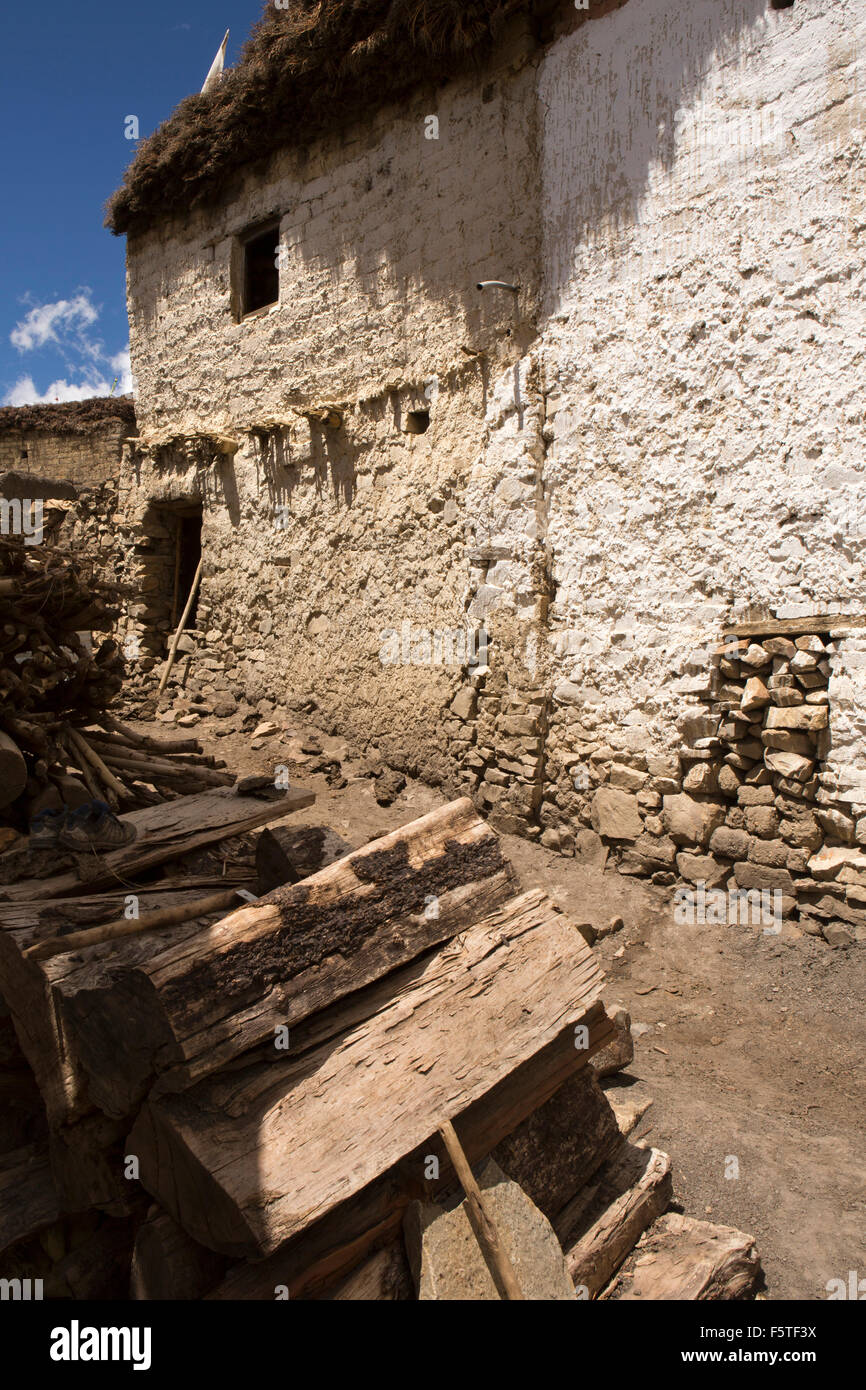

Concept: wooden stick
[[438, 1119, 525, 1301], [65, 727, 129, 807], [61, 730, 101, 802], [24, 888, 243, 962], [99, 715, 202, 754], [158, 557, 202, 697]]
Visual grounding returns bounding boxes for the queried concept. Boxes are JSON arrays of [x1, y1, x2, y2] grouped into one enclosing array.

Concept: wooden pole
[[158, 557, 202, 698], [438, 1118, 525, 1301], [171, 522, 182, 629], [98, 715, 202, 755], [24, 887, 243, 962]]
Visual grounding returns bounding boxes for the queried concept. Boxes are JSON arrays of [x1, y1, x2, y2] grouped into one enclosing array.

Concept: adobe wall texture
[[0, 424, 126, 489], [120, 0, 866, 934]]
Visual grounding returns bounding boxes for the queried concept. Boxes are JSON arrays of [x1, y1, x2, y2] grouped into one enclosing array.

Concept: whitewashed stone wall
[[121, 0, 866, 910]]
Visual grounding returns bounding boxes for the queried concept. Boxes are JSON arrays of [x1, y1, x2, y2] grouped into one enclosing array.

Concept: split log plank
[[206, 1004, 615, 1299], [66, 798, 518, 1115], [129, 887, 607, 1259], [558, 1142, 673, 1297], [0, 786, 314, 902]]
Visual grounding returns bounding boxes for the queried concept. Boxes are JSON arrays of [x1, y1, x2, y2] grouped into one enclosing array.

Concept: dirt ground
[[136, 711, 866, 1302]]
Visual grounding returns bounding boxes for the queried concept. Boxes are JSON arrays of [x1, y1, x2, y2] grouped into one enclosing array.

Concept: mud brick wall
[[0, 424, 126, 489]]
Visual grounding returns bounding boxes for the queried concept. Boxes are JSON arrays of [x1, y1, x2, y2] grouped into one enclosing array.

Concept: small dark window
[[771, 1, 794, 9], [243, 225, 279, 314], [406, 410, 430, 434]]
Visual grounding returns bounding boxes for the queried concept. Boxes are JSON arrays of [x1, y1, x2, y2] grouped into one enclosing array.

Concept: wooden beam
[[66, 799, 516, 1115], [129, 888, 607, 1259], [206, 1006, 615, 1299], [0, 786, 314, 902]]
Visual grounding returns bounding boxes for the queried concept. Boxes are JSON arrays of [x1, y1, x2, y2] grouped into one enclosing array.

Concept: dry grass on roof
[[106, 0, 546, 236], [0, 396, 135, 437]]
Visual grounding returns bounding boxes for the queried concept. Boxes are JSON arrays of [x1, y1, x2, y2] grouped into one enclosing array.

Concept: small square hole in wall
[[241, 223, 279, 316], [405, 410, 430, 434], [770, 1, 794, 10]]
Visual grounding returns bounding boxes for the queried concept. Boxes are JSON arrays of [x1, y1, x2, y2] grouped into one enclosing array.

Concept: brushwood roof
[[106, 0, 553, 236], [0, 397, 135, 437]]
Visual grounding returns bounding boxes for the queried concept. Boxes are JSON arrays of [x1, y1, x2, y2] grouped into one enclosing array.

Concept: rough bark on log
[[205, 1003, 615, 1298], [67, 798, 517, 1114], [492, 1067, 623, 1221], [558, 1142, 673, 1297], [130, 888, 607, 1260]]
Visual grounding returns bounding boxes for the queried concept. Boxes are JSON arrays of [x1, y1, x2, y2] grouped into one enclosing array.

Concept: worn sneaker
[[59, 800, 137, 853], [29, 809, 67, 849]]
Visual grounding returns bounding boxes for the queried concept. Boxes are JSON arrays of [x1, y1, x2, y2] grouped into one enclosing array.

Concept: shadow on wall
[[539, 0, 789, 310], [254, 422, 358, 511]]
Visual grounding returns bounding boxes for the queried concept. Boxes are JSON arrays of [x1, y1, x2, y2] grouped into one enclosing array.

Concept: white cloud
[[3, 374, 130, 406], [3, 290, 133, 405], [10, 294, 99, 352]]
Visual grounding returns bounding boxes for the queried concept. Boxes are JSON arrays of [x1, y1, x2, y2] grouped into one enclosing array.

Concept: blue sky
[[0, 1, 262, 405]]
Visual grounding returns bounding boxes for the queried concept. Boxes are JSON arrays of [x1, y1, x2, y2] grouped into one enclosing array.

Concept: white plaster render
[[120, 0, 866, 851]]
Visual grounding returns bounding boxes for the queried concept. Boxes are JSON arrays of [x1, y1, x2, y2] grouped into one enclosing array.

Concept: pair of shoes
[[59, 800, 137, 852], [29, 801, 137, 853]]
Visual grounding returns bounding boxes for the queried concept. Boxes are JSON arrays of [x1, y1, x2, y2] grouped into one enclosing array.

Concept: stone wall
[[119, 0, 866, 929]]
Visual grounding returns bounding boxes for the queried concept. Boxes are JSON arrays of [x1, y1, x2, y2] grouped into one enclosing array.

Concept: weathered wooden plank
[[65, 798, 518, 1116], [0, 791, 312, 1128], [130, 888, 607, 1259], [558, 1143, 673, 1297], [0, 787, 314, 903], [206, 1004, 615, 1299]]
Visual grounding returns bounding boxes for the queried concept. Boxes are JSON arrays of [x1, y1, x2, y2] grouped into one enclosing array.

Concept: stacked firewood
[[0, 534, 231, 817]]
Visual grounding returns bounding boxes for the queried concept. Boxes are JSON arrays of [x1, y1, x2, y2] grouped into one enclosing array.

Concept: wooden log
[[130, 1205, 227, 1300], [255, 824, 354, 893], [617, 1212, 761, 1301], [97, 749, 232, 788], [66, 799, 517, 1114], [158, 557, 202, 696], [438, 1119, 525, 1300], [206, 1004, 616, 1299], [25, 888, 245, 962], [0, 1142, 63, 1255], [491, 1067, 623, 1221], [323, 1243, 413, 1301], [0, 731, 27, 810], [0, 795, 313, 1134], [98, 715, 202, 754], [128, 888, 607, 1259], [66, 726, 129, 806], [558, 1143, 673, 1297], [0, 786, 314, 902]]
